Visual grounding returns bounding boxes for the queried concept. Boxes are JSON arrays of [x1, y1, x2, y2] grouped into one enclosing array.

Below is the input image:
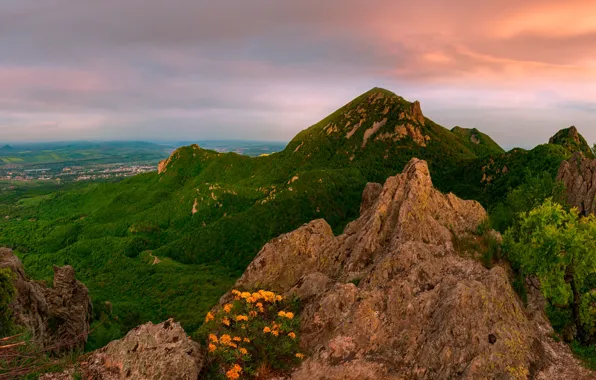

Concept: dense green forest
[[0, 88, 591, 349]]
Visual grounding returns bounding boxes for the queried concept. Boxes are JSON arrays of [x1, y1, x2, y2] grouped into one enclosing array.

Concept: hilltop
[[549, 126, 594, 158], [0, 87, 592, 349]]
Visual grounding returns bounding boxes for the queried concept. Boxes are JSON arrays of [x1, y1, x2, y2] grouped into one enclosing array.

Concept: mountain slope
[[0, 88, 534, 345], [451, 126, 505, 157]]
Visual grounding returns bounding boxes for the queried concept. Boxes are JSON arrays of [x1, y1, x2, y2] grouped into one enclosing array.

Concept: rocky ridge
[[0, 247, 91, 352], [557, 152, 596, 216], [549, 126, 594, 158], [223, 158, 593, 379]]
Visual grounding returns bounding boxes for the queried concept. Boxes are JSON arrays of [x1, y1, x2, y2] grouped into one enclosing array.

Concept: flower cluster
[[198, 289, 304, 379]]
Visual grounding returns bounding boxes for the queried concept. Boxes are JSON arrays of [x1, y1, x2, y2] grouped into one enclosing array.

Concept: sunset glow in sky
[[1, 0, 595, 148]]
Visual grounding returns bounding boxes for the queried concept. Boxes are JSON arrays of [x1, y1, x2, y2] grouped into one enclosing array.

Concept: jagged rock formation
[[557, 152, 596, 216], [41, 319, 204, 380], [549, 126, 594, 158], [224, 158, 593, 379], [0, 247, 91, 352]]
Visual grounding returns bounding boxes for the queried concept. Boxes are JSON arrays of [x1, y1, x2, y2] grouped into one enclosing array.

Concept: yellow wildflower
[[285, 312, 294, 319], [249, 310, 257, 317], [226, 369, 240, 380], [205, 312, 214, 322], [239, 347, 248, 355], [229, 342, 237, 348], [208, 343, 216, 352], [233, 364, 242, 372], [235, 315, 248, 322], [222, 317, 230, 326], [231, 289, 241, 296], [263, 326, 271, 333], [288, 332, 296, 339], [243, 337, 250, 343], [220, 334, 232, 345], [223, 303, 233, 313], [252, 292, 261, 300], [264, 291, 276, 302], [240, 292, 251, 299], [233, 336, 242, 342], [272, 330, 279, 337], [208, 334, 218, 343], [278, 311, 286, 318], [296, 353, 305, 359], [275, 295, 283, 302]]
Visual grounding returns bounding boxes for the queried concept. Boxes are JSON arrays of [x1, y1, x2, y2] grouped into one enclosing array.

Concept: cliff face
[[0, 248, 91, 352], [557, 152, 596, 216], [222, 158, 592, 379]]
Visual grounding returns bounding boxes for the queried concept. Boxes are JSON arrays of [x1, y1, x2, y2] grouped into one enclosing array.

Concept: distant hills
[[0, 87, 591, 346]]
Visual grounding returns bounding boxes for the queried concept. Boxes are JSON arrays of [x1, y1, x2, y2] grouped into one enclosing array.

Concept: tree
[[0, 267, 16, 336], [504, 199, 596, 342]]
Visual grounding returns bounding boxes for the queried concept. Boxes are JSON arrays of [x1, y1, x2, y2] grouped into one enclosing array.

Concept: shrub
[[504, 199, 596, 343], [197, 289, 303, 379]]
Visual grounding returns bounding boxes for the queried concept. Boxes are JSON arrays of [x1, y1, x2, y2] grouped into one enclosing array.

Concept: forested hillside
[[0, 88, 588, 348]]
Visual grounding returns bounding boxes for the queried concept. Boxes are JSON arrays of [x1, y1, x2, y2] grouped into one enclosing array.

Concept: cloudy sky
[[1, 0, 595, 149]]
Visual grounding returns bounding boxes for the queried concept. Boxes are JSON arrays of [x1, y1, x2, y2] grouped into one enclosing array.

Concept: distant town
[[0, 163, 158, 183]]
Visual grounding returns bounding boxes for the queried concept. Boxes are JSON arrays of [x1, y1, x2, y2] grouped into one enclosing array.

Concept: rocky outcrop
[[557, 152, 596, 216], [41, 319, 204, 380], [0, 248, 91, 352], [549, 126, 594, 158], [226, 158, 593, 379]]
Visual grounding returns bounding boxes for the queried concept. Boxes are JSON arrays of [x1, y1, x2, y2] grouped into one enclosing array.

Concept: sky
[[0, 0, 595, 149]]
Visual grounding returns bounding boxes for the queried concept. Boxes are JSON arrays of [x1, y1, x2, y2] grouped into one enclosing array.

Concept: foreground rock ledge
[[41, 319, 203, 380], [225, 157, 593, 380]]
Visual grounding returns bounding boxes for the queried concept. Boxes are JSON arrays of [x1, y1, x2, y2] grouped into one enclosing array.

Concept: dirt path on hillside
[[148, 252, 161, 265]]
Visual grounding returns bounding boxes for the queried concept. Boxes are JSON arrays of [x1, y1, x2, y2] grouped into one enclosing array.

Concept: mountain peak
[[549, 126, 594, 158]]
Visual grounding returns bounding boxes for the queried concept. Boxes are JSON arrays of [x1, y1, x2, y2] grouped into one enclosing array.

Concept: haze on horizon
[[0, 0, 595, 150]]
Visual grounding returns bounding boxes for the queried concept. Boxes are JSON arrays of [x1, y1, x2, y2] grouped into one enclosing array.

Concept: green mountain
[[451, 126, 505, 157], [549, 126, 594, 158], [444, 126, 595, 231], [0, 87, 580, 347]]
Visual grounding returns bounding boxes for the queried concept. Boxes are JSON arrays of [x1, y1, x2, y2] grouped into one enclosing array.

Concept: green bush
[[196, 289, 303, 379], [504, 199, 596, 343]]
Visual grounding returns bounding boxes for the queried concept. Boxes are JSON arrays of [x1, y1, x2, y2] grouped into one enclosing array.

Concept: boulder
[[41, 319, 204, 380]]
